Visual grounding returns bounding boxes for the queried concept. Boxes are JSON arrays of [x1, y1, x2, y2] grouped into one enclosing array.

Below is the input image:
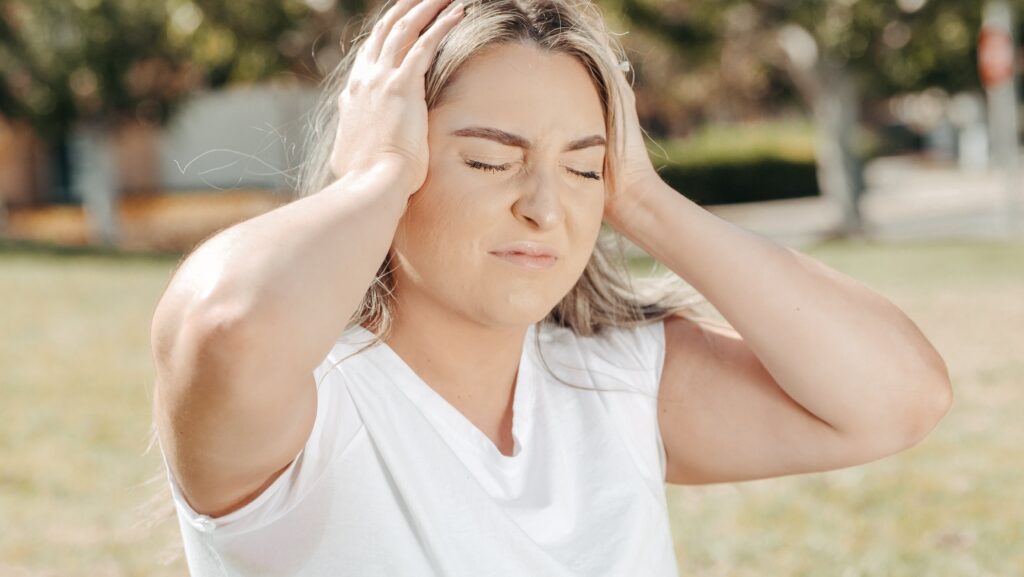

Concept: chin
[[458, 292, 557, 328], [502, 293, 567, 325]]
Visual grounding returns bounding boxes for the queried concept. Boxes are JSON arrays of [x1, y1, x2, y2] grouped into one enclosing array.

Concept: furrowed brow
[[450, 126, 606, 152]]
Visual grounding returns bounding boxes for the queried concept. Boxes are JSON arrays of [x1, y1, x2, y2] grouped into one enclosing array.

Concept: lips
[[488, 241, 559, 258], [490, 252, 557, 270], [489, 241, 559, 270]]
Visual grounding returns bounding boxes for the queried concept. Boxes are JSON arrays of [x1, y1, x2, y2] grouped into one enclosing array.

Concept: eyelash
[[464, 159, 602, 181]]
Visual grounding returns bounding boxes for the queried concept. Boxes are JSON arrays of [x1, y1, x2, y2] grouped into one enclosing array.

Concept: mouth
[[488, 240, 560, 270], [488, 251, 559, 270]]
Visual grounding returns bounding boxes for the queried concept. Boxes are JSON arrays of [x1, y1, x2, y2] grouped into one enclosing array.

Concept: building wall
[[0, 119, 49, 208], [158, 82, 320, 194]]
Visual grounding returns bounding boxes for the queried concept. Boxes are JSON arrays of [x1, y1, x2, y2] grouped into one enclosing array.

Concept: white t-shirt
[[161, 319, 677, 576]]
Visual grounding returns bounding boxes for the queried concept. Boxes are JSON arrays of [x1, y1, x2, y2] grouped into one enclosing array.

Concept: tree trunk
[[813, 63, 865, 238], [71, 121, 121, 247], [49, 134, 74, 205], [777, 25, 866, 239]]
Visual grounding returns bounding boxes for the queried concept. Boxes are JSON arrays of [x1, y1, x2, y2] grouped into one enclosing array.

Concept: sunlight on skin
[[384, 42, 608, 411]]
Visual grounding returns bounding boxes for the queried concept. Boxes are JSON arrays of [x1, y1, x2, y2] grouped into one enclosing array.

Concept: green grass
[[1, 238, 1022, 576], [657, 120, 818, 166], [654, 119, 880, 166], [661, 238, 1024, 577]]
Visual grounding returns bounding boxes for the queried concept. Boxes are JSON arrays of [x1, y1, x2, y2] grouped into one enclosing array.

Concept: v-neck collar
[[345, 323, 539, 469]]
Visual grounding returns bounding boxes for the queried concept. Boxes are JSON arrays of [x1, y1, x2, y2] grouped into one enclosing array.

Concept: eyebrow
[[450, 126, 607, 152]]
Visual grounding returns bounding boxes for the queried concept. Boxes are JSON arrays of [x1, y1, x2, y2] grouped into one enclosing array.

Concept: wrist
[[369, 158, 423, 197], [605, 175, 666, 238], [333, 160, 420, 203]]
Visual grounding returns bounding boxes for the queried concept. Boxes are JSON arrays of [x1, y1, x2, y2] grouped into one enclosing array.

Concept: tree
[[1, 0, 1005, 241], [612, 0, 986, 237], [0, 0, 356, 244]]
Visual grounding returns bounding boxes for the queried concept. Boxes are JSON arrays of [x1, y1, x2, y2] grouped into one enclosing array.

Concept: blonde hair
[[139, 0, 712, 563], [297, 0, 707, 342]]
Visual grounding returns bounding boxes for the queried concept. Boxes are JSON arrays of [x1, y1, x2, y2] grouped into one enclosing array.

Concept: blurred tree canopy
[[0, 0, 1013, 223], [611, 0, 990, 234], [0, 0, 371, 140], [610, 0, 986, 126], [0, 0, 998, 140]]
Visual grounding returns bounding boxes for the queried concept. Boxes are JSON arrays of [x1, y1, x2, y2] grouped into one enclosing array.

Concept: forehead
[[434, 42, 606, 143]]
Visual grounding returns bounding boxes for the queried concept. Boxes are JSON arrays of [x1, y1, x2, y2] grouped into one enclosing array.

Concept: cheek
[[393, 185, 484, 278], [568, 192, 606, 248]]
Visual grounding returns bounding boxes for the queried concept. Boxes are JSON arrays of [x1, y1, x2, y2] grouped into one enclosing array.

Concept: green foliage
[[614, 0, 990, 101], [659, 157, 819, 205], [648, 121, 819, 204], [0, 0, 1011, 143], [0, 0, 340, 140], [659, 120, 817, 166], [1, 0, 172, 138]]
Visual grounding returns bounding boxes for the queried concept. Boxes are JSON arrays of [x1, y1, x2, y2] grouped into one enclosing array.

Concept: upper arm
[[151, 304, 318, 519], [657, 314, 922, 486]]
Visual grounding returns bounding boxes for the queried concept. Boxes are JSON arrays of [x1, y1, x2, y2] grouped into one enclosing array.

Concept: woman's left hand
[[601, 55, 662, 228]]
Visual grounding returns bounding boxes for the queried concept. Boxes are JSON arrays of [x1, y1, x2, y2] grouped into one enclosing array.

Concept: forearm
[[158, 163, 415, 376], [609, 181, 952, 437]]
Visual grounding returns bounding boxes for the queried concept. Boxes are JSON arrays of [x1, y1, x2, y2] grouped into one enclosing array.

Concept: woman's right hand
[[329, 0, 466, 192]]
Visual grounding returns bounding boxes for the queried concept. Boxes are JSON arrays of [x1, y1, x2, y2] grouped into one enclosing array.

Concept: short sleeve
[[565, 320, 668, 483], [161, 347, 364, 537]]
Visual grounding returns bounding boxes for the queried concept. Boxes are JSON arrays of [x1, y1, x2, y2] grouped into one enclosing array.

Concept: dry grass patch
[[1, 238, 1021, 576]]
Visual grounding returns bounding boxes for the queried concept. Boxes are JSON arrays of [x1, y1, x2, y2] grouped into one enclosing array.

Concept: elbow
[[894, 341, 954, 445], [900, 370, 954, 448], [183, 305, 257, 367], [151, 299, 254, 388], [835, 362, 953, 460]]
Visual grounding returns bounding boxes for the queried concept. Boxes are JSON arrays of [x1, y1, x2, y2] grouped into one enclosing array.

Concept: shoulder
[[538, 320, 665, 362], [320, 324, 383, 372], [534, 320, 667, 393]]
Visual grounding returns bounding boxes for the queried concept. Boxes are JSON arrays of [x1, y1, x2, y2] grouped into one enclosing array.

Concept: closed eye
[[464, 159, 602, 181]]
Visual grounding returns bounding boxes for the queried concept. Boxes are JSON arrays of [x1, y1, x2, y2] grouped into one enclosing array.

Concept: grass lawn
[[1, 237, 1021, 576]]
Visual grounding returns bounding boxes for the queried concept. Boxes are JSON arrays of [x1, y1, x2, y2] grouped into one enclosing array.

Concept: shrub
[[649, 120, 820, 205]]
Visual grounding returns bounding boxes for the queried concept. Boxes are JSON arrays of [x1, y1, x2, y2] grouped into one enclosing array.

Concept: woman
[[147, 0, 953, 574]]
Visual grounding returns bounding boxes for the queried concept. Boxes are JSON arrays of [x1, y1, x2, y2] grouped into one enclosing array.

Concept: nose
[[511, 170, 566, 230]]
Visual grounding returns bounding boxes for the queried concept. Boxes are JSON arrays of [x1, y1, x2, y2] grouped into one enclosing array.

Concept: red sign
[[979, 27, 1015, 87]]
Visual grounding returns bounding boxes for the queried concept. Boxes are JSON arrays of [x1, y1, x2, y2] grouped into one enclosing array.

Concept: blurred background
[[1, 0, 1022, 575]]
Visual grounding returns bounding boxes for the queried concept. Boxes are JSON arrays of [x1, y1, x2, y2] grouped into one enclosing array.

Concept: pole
[[981, 0, 1024, 234]]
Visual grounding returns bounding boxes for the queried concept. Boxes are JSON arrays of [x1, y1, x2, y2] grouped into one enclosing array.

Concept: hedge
[[654, 157, 819, 205], [647, 122, 821, 205]]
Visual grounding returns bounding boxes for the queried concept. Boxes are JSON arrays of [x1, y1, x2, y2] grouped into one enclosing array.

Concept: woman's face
[[391, 41, 608, 329]]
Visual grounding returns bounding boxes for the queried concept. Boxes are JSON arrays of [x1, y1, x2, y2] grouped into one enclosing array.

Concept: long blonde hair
[[296, 0, 707, 343], [139, 0, 711, 563]]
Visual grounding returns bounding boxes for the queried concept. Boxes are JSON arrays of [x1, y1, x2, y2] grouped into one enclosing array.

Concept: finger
[[362, 0, 425, 65], [379, 0, 456, 68], [399, 1, 465, 79]]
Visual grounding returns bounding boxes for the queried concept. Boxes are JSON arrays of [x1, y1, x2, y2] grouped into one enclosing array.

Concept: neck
[[383, 287, 529, 409]]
